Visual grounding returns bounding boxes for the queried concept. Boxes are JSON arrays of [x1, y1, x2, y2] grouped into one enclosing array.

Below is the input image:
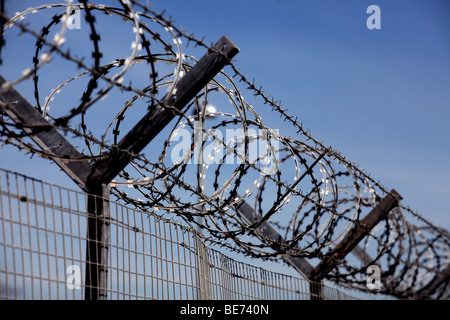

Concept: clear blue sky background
[[2, 0, 449, 230], [1, 0, 449, 298], [148, 0, 450, 230]]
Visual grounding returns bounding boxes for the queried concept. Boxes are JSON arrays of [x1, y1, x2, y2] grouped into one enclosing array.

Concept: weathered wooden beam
[[0, 74, 97, 192], [234, 199, 327, 299], [92, 36, 239, 185], [234, 199, 315, 280], [310, 189, 403, 281]]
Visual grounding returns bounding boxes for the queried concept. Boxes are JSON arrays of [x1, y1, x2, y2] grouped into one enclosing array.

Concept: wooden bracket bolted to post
[[91, 36, 239, 185], [310, 189, 403, 282], [234, 148, 331, 299], [411, 263, 450, 300], [233, 199, 326, 300], [0, 35, 240, 300], [85, 35, 238, 299]]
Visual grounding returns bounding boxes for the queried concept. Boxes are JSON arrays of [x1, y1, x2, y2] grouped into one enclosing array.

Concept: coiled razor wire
[[0, 1, 448, 299]]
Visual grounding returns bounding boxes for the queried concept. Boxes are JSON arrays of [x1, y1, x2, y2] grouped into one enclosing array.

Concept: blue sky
[[2, 0, 448, 230]]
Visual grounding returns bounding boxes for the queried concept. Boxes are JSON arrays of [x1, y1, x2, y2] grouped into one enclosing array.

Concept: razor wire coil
[[0, 0, 448, 299]]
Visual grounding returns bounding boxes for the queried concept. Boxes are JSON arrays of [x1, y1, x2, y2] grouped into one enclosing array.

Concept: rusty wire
[[0, 0, 448, 299]]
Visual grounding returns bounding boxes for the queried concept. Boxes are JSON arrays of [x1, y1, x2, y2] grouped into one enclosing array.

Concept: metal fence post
[[195, 234, 212, 300], [85, 184, 110, 300]]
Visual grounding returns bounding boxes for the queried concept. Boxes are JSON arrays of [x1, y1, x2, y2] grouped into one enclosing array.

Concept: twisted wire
[[0, 0, 448, 299]]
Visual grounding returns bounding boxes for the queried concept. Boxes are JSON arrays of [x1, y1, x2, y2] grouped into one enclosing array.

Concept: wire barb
[[0, 0, 448, 300]]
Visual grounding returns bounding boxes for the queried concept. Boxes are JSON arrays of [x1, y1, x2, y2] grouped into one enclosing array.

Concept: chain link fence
[[0, 168, 357, 300]]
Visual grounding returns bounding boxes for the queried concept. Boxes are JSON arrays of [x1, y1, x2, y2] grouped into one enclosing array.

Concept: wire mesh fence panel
[[0, 168, 87, 299], [0, 168, 358, 300], [106, 200, 204, 299]]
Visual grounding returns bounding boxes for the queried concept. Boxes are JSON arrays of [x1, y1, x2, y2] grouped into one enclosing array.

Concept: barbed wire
[[0, 0, 448, 299]]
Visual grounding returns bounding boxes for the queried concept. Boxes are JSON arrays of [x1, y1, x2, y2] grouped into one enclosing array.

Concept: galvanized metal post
[[90, 36, 239, 185], [309, 281, 324, 300]]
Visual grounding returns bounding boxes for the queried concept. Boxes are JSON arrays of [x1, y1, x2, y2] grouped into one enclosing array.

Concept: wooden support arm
[[234, 199, 315, 280], [310, 189, 402, 281], [0, 74, 97, 192], [91, 36, 239, 185]]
